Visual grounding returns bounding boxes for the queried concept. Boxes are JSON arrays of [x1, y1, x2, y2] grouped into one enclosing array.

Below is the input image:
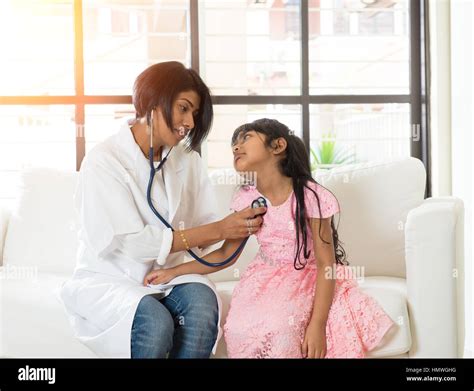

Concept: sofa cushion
[[0, 271, 96, 358], [3, 168, 79, 274], [212, 277, 411, 358], [0, 273, 410, 358], [359, 277, 412, 357], [213, 280, 236, 358]]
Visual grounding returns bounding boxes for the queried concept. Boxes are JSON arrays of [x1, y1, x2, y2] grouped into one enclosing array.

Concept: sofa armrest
[[0, 207, 11, 267], [405, 196, 464, 357]]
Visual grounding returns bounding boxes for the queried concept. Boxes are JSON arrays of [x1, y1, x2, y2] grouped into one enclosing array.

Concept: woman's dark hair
[[231, 118, 348, 270], [133, 61, 213, 151]]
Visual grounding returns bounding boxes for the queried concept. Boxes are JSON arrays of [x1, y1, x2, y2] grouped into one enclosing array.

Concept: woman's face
[[152, 90, 201, 148], [232, 130, 271, 172]]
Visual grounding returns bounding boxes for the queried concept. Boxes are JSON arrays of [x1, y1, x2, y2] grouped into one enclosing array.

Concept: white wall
[[450, 0, 473, 358], [430, 0, 473, 358], [429, 0, 452, 198]]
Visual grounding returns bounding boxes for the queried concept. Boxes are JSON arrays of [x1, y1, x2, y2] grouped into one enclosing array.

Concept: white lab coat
[[59, 119, 222, 358]]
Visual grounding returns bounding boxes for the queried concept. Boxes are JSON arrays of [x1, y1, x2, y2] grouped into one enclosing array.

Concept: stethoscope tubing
[[147, 146, 248, 267]]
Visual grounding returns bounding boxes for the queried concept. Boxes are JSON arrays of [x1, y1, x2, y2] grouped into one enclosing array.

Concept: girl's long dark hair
[[232, 118, 348, 270]]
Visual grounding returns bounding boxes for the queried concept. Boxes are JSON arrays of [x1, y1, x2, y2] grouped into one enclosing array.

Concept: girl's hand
[[143, 268, 178, 286], [302, 320, 327, 359]]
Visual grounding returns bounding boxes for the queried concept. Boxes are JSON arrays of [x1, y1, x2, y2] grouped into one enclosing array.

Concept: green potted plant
[[310, 133, 356, 171]]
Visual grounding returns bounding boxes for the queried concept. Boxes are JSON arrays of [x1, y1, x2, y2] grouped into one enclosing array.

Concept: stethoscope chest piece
[[251, 196, 267, 215]]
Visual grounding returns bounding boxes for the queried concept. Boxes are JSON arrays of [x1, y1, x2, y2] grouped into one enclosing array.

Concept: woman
[[59, 62, 265, 358]]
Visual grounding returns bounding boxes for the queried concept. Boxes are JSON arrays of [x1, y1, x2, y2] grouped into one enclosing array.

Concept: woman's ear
[[146, 108, 156, 127], [271, 137, 288, 155]]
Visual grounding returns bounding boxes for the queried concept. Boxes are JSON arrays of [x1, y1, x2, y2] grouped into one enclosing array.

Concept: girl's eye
[[243, 134, 250, 140], [180, 105, 188, 112]]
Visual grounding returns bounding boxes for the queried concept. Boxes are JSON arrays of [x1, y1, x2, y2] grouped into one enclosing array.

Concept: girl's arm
[[144, 238, 244, 285], [302, 217, 337, 358]]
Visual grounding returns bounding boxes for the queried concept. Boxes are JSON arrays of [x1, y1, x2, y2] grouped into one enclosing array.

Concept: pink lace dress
[[223, 182, 394, 358]]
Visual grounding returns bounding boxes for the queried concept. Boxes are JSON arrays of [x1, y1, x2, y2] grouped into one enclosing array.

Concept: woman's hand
[[219, 207, 266, 240], [143, 268, 178, 286], [302, 320, 327, 359]]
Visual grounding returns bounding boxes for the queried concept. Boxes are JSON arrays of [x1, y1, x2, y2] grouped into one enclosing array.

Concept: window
[[83, 0, 190, 94], [201, 0, 301, 95], [0, 105, 76, 209], [84, 104, 135, 151], [308, 0, 410, 94], [0, 1, 75, 95], [0, 0, 430, 207], [310, 103, 411, 167]]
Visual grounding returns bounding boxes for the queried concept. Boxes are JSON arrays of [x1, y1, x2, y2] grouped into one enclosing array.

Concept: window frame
[[0, 0, 431, 197]]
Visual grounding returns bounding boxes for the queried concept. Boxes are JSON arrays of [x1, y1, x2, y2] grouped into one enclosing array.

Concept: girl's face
[[232, 130, 272, 172], [152, 90, 201, 148]]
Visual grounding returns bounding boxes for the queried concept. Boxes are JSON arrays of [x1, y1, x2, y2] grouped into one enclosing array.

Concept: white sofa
[[0, 157, 465, 358]]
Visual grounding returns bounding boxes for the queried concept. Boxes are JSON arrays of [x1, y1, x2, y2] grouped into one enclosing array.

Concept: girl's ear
[[271, 137, 288, 155]]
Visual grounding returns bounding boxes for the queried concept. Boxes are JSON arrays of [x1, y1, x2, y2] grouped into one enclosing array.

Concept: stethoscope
[[145, 110, 267, 267]]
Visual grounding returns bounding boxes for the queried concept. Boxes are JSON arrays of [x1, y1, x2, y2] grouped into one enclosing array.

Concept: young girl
[[144, 118, 394, 358]]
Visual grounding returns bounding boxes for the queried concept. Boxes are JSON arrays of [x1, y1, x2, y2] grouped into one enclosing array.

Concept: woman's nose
[[183, 114, 194, 130], [233, 145, 239, 152]]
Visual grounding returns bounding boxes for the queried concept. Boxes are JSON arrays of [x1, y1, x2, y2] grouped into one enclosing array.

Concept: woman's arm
[[302, 217, 337, 358], [174, 238, 243, 275], [169, 207, 265, 253], [144, 238, 244, 285]]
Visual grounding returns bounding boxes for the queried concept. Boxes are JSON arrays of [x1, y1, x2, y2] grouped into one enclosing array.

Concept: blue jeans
[[130, 283, 219, 358]]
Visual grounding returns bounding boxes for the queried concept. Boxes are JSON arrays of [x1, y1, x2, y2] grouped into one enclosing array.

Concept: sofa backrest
[[3, 168, 79, 274], [315, 157, 426, 278], [2, 157, 426, 279], [207, 157, 426, 281]]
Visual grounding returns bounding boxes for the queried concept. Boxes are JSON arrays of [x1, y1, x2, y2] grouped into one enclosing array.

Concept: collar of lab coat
[[116, 119, 184, 223]]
